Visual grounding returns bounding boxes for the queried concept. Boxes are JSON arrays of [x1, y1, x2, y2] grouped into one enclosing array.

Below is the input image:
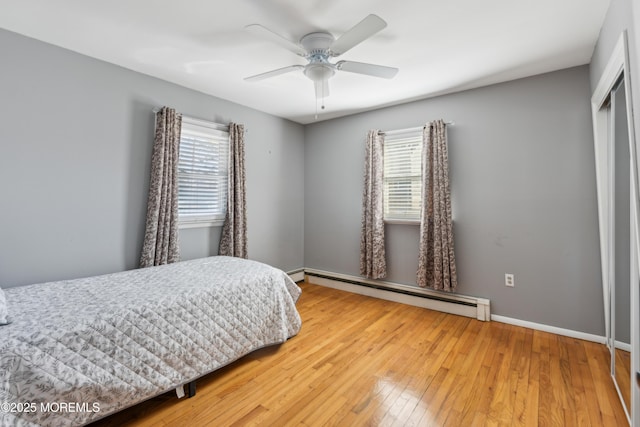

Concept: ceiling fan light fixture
[[304, 63, 335, 82]]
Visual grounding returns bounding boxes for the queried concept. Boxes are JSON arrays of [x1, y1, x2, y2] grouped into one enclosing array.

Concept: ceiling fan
[[244, 14, 398, 110]]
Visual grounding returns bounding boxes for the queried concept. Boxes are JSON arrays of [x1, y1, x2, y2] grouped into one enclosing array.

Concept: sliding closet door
[[612, 79, 632, 417]]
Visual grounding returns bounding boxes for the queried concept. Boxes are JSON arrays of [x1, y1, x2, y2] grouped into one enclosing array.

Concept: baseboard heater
[[303, 268, 490, 321]]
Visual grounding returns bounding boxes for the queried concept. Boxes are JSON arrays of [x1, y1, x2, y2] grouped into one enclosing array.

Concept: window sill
[[179, 220, 224, 229], [384, 219, 420, 225]]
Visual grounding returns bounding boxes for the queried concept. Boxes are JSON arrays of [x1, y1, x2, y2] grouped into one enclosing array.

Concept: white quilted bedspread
[[0, 256, 302, 427]]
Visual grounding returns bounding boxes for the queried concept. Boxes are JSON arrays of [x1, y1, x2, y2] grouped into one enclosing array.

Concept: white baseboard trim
[[490, 314, 607, 344], [304, 268, 490, 321], [286, 268, 305, 283], [614, 340, 632, 352]]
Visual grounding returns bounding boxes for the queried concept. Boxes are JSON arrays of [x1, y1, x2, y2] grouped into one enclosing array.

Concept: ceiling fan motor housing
[[300, 32, 334, 52]]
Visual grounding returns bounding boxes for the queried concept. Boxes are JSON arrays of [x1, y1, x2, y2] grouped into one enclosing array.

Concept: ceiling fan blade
[[245, 24, 307, 56], [330, 14, 387, 56], [336, 60, 398, 79], [314, 79, 330, 99], [244, 65, 305, 82]]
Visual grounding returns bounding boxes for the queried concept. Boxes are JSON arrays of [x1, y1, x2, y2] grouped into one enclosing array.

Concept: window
[[178, 117, 229, 228], [383, 129, 422, 222]]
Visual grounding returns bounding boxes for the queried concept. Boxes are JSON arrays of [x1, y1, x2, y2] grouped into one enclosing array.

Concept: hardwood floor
[[90, 282, 627, 426]]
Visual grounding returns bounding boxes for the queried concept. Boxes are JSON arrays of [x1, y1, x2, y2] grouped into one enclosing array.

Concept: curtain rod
[[379, 121, 454, 136]]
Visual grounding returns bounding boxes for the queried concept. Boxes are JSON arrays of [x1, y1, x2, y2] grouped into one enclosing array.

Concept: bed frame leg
[[188, 381, 196, 398]]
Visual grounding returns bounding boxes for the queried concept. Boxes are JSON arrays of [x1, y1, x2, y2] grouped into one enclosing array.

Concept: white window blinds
[[383, 130, 422, 221], [178, 118, 229, 226]]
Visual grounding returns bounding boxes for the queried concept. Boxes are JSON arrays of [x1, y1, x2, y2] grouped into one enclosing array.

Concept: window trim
[[178, 220, 223, 229], [384, 218, 421, 225]]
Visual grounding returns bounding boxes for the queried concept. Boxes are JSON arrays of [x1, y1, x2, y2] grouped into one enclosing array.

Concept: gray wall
[[0, 28, 305, 288], [304, 66, 605, 335]]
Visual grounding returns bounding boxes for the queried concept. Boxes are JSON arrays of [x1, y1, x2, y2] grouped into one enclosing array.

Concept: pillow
[[0, 286, 9, 325]]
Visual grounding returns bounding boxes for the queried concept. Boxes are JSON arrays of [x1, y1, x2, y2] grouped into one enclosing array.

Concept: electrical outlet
[[505, 273, 514, 287]]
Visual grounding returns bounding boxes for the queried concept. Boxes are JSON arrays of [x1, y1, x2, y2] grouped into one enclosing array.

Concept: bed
[[0, 256, 302, 427]]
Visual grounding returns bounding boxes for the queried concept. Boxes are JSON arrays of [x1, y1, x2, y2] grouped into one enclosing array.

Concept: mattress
[[0, 256, 302, 427]]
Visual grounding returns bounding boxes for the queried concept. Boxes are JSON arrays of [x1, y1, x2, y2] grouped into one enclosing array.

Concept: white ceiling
[[0, 0, 610, 124]]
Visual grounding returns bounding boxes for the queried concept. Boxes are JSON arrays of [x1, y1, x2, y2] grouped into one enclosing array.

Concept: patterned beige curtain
[[417, 120, 457, 291], [140, 107, 182, 267], [360, 130, 386, 279], [219, 123, 247, 258]]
